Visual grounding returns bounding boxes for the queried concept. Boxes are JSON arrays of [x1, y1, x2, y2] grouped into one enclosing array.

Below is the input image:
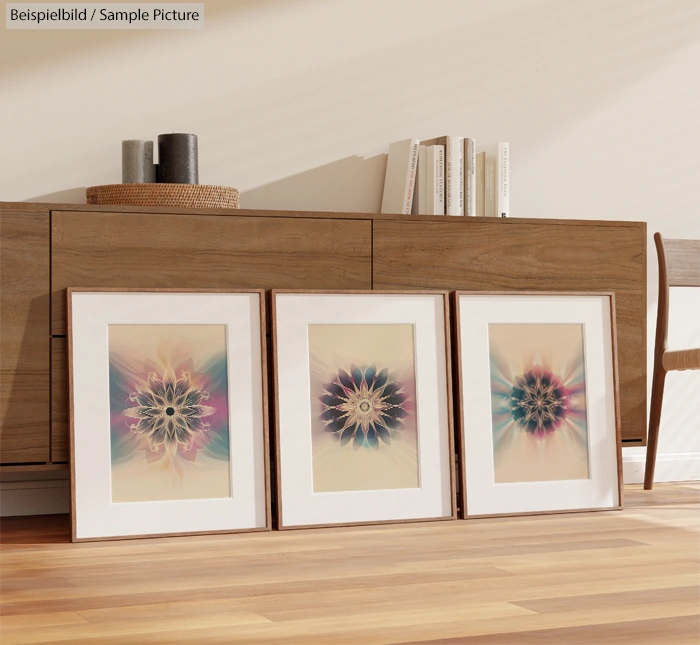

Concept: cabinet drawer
[[51, 211, 373, 335], [372, 219, 647, 444], [51, 337, 69, 463], [0, 206, 50, 463]]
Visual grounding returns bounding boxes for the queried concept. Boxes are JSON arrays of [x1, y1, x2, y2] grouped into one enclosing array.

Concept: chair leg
[[644, 367, 667, 490]]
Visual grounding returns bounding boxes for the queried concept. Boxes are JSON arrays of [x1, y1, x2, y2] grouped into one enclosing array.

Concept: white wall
[[1, 1, 699, 512]]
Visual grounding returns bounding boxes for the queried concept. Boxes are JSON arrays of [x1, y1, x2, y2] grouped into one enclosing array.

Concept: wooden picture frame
[[453, 291, 623, 519], [68, 288, 271, 541], [271, 290, 457, 529]]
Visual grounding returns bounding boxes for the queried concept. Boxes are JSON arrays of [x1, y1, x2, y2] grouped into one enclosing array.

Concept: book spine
[[458, 137, 465, 215], [445, 136, 463, 216], [497, 142, 509, 218], [476, 151, 485, 217], [381, 138, 420, 214], [435, 145, 445, 215], [403, 140, 420, 214], [464, 138, 476, 217], [485, 157, 496, 218], [414, 145, 427, 215], [424, 146, 434, 215], [426, 145, 444, 215]]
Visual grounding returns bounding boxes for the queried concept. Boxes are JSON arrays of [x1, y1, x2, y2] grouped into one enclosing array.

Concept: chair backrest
[[661, 237, 700, 287], [654, 233, 700, 357]]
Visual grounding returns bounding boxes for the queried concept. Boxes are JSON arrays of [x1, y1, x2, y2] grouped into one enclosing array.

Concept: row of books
[[380, 137, 509, 217]]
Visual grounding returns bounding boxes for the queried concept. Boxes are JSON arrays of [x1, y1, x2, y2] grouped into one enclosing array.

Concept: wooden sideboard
[[0, 202, 647, 470]]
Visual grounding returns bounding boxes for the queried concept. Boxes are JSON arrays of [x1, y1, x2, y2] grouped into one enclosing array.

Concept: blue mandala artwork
[[319, 364, 411, 450]]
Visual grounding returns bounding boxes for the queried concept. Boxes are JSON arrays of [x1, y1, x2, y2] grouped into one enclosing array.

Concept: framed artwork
[[454, 292, 623, 518], [68, 289, 270, 541], [272, 290, 456, 529]]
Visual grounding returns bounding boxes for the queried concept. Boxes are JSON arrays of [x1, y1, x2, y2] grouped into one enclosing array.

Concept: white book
[[412, 145, 428, 215], [421, 135, 462, 216], [426, 145, 445, 215], [497, 142, 510, 218], [446, 135, 463, 216], [482, 142, 509, 218], [463, 138, 476, 217], [476, 151, 485, 217], [484, 155, 496, 218], [381, 138, 420, 215]]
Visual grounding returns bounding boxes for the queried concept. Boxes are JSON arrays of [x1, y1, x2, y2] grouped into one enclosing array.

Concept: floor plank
[[1, 482, 698, 644]]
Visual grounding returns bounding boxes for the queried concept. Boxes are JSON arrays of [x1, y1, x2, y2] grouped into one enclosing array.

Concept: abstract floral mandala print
[[123, 368, 216, 454], [308, 323, 420, 493], [488, 323, 590, 484], [319, 364, 410, 449], [108, 324, 231, 503], [506, 366, 576, 437]]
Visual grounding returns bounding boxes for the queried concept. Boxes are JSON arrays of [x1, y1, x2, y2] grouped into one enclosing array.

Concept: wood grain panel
[[0, 483, 697, 644], [0, 204, 50, 463], [373, 219, 645, 291], [51, 211, 372, 334], [663, 238, 700, 287], [373, 220, 646, 443], [613, 290, 647, 443], [50, 338, 68, 463]]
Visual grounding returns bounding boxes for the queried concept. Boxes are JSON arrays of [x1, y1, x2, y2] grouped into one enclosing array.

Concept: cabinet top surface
[[0, 201, 645, 229]]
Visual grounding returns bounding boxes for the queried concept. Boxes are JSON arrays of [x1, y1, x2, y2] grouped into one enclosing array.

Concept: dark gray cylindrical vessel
[[157, 133, 199, 184]]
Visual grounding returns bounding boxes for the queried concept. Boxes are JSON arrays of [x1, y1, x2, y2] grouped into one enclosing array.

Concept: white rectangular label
[[6, 3, 204, 29]]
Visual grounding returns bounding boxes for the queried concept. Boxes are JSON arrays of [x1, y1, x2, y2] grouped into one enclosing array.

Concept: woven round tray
[[86, 184, 239, 209]]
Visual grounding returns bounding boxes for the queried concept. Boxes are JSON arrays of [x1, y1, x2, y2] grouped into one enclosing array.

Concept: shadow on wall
[[241, 154, 387, 213], [26, 188, 88, 204], [11, 0, 700, 210], [25, 154, 388, 212]]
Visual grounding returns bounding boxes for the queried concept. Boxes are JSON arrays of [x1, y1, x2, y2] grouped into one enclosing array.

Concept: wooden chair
[[644, 233, 700, 489]]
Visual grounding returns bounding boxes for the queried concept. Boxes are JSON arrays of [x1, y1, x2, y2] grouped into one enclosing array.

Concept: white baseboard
[[623, 451, 700, 485], [0, 479, 70, 517]]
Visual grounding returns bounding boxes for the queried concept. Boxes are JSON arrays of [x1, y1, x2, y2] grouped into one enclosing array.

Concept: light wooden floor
[[1, 483, 698, 645]]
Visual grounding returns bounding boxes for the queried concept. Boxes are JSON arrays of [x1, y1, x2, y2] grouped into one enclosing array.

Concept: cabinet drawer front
[[373, 220, 644, 291], [372, 219, 646, 444], [51, 211, 372, 334], [0, 206, 50, 464], [51, 337, 68, 463]]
